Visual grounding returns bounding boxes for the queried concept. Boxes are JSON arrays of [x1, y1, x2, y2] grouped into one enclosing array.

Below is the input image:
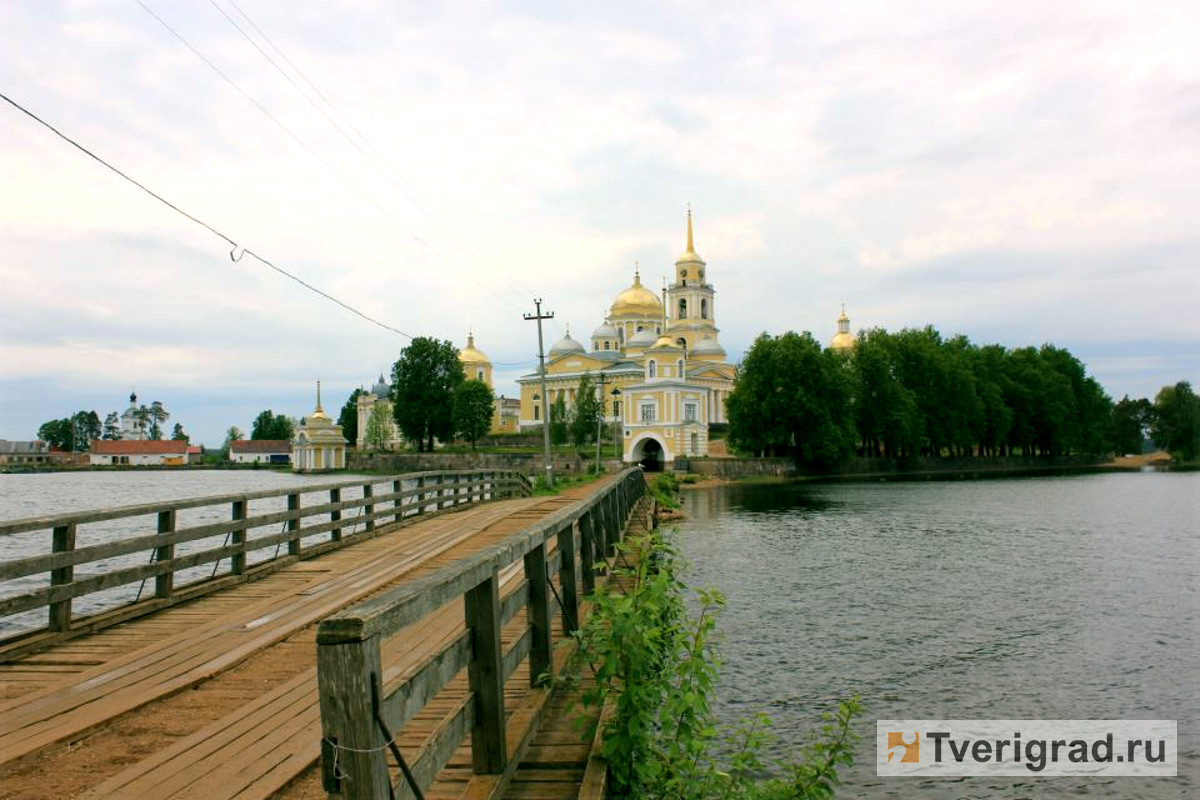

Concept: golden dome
[[610, 270, 663, 318], [459, 332, 490, 365], [830, 331, 855, 351], [652, 335, 681, 349]]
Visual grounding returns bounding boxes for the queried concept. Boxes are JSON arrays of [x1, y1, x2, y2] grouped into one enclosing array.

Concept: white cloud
[[2, 0, 1198, 443]]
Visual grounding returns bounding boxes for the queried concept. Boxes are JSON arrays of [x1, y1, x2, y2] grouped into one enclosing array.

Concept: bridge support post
[[363, 484, 374, 533], [523, 542, 552, 686], [317, 633, 391, 799], [464, 570, 507, 773], [579, 509, 596, 595], [48, 523, 77, 632], [155, 510, 176, 598], [231, 499, 247, 575], [557, 522, 579, 634], [393, 479, 403, 523], [287, 493, 301, 556], [330, 489, 342, 542]]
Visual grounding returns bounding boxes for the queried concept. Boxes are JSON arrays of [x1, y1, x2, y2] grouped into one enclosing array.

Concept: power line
[[222, 0, 540, 302], [0, 90, 415, 340], [140, 0, 535, 316]]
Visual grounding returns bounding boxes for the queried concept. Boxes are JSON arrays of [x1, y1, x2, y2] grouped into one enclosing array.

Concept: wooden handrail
[[316, 468, 646, 800], [0, 470, 533, 643]]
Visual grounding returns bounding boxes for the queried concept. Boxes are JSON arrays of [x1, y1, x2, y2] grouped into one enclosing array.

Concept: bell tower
[[666, 206, 720, 355]]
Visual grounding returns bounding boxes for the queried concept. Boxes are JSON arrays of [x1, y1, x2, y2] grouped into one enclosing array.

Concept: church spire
[[685, 203, 694, 253]]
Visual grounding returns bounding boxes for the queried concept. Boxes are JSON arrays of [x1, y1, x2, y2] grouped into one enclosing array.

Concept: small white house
[[90, 440, 189, 466], [229, 439, 292, 465]]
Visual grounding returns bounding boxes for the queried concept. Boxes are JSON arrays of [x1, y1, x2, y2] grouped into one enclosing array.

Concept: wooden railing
[[316, 468, 646, 799], [0, 470, 530, 647]]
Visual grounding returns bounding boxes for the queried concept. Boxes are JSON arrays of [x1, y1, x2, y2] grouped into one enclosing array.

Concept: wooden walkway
[[0, 479, 628, 800]]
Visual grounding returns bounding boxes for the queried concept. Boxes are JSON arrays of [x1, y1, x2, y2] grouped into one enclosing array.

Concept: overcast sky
[[2, 0, 1197, 446]]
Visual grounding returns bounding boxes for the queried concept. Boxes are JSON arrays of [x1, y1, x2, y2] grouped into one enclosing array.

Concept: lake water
[[0, 470, 378, 634], [674, 473, 1198, 799]]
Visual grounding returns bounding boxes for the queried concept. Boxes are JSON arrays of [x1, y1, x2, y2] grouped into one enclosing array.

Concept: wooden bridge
[[0, 468, 648, 799]]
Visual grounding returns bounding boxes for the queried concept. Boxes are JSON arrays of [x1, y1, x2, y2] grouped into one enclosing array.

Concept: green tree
[[1151, 381, 1200, 460], [221, 426, 244, 459], [364, 402, 394, 451], [453, 379, 494, 450], [338, 388, 366, 447], [71, 410, 102, 449], [570, 372, 602, 446], [391, 337, 465, 452], [37, 418, 74, 451], [728, 332, 856, 469], [549, 394, 569, 446], [1111, 395, 1153, 455], [170, 422, 189, 443], [251, 410, 294, 440], [102, 411, 121, 440], [147, 401, 169, 440], [851, 329, 921, 459]]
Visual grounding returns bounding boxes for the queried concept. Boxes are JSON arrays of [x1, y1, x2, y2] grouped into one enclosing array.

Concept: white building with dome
[[516, 208, 736, 469]]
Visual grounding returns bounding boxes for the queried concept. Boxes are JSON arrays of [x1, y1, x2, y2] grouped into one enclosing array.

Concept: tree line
[[37, 402, 187, 450], [728, 325, 1199, 469]]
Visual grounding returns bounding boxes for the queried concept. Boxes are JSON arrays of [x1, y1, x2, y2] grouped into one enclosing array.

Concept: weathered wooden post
[[330, 488, 342, 542], [393, 479, 403, 523], [231, 499, 248, 575], [416, 475, 426, 515], [48, 522, 76, 631], [287, 493, 301, 556], [363, 483, 375, 533], [556, 522, 579, 634], [464, 570, 506, 772], [317, 631, 391, 798], [523, 541, 552, 686], [579, 509, 596, 595], [155, 510, 176, 598]]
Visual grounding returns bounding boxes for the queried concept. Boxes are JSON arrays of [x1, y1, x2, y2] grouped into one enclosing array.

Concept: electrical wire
[[0, 90, 415, 340], [140, 0, 536, 316], [223, 0, 541, 303]]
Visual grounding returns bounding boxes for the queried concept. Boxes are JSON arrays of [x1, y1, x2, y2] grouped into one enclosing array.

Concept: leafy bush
[[573, 532, 861, 798]]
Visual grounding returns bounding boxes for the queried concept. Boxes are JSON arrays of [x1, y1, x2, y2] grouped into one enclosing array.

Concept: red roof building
[[89, 440, 190, 466]]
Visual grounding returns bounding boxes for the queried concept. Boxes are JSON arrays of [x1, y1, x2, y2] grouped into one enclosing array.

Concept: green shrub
[[573, 532, 860, 798]]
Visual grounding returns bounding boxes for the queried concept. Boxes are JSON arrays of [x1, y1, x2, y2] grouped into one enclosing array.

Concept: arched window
[[476, 369, 484, 381], [679, 298, 687, 319], [701, 298, 708, 319], [648, 360, 657, 379], [604, 341, 610, 350], [534, 406, 540, 420], [677, 359, 684, 376]]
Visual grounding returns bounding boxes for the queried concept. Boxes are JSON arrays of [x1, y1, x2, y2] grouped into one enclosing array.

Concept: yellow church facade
[[517, 210, 736, 468]]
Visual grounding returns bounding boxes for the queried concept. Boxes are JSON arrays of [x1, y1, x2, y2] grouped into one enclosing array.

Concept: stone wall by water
[[349, 451, 625, 477]]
